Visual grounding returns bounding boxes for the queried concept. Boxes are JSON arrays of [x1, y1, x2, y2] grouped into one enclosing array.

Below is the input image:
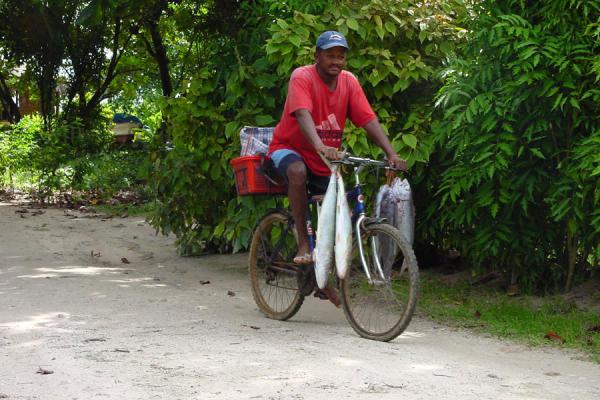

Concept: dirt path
[[1, 202, 599, 400]]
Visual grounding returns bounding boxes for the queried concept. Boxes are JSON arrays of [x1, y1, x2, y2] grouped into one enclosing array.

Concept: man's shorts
[[270, 149, 330, 195]]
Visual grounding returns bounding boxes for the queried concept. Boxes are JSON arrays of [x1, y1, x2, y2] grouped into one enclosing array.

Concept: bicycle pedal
[[313, 290, 328, 300], [297, 268, 316, 296]]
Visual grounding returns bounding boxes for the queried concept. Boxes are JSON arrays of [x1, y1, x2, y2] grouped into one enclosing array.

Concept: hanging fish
[[392, 178, 415, 249], [314, 167, 337, 289], [386, 177, 416, 275], [335, 170, 352, 279], [374, 184, 398, 278]]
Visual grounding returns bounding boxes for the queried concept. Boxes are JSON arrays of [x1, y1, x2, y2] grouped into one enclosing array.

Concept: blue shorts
[[270, 149, 330, 195]]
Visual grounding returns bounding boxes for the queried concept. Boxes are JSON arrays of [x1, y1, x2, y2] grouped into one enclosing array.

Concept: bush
[[426, 0, 600, 293], [0, 115, 41, 188]]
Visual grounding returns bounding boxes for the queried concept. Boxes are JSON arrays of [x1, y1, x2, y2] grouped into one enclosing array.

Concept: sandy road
[[0, 201, 599, 400]]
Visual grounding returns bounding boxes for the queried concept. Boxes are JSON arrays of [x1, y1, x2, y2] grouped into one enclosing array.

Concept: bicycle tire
[[248, 209, 305, 320], [340, 222, 419, 341]]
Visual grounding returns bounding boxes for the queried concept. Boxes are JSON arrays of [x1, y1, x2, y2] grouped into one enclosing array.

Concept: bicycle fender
[[360, 217, 387, 228]]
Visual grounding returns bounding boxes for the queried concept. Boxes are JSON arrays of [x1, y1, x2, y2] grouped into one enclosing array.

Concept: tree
[[0, 0, 132, 128]]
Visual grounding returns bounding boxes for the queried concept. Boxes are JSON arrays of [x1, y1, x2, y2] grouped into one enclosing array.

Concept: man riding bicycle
[[268, 31, 407, 304]]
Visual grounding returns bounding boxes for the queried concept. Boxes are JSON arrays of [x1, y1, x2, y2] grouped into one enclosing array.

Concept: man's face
[[315, 47, 347, 79]]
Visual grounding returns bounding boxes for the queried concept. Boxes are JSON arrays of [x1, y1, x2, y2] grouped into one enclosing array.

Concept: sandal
[[314, 286, 341, 308], [293, 253, 313, 265]]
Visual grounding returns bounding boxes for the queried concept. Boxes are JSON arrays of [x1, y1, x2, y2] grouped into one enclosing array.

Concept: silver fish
[[335, 171, 352, 279], [314, 168, 337, 289], [375, 184, 398, 278], [374, 178, 415, 277], [392, 178, 415, 249]]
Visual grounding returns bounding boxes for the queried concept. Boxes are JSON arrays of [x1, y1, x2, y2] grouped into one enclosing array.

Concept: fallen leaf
[[474, 310, 481, 319], [544, 331, 565, 343], [36, 367, 53, 375], [200, 280, 211, 285], [152, 277, 160, 281], [114, 349, 130, 353], [544, 372, 561, 377], [121, 257, 130, 264], [242, 324, 260, 330], [227, 290, 236, 296]]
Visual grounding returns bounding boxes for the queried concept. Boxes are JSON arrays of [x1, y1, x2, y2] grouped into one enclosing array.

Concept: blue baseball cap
[[316, 31, 349, 50]]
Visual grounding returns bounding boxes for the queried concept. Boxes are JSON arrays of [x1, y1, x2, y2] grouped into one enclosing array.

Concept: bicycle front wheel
[[248, 209, 305, 320], [340, 222, 419, 341]]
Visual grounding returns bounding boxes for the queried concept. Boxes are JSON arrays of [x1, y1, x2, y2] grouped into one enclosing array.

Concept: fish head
[[392, 178, 412, 200]]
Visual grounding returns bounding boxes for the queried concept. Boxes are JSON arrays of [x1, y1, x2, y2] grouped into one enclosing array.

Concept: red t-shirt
[[269, 64, 376, 176]]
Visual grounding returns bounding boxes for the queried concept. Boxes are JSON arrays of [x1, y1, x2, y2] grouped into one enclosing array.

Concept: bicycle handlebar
[[331, 153, 393, 169]]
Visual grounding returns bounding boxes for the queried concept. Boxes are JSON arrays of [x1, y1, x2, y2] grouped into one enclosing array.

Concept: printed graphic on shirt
[[316, 114, 342, 148], [315, 114, 342, 131]]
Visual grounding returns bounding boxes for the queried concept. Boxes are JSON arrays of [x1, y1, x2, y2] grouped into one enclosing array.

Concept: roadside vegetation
[[0, 0, 598, 300], [419, 269, 600, 362]]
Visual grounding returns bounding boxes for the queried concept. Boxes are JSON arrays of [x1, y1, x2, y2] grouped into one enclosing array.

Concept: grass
[[417, 271, 600, 363]]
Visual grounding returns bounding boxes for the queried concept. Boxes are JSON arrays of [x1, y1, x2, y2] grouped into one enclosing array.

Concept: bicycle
[[248, 153, 419, 342]]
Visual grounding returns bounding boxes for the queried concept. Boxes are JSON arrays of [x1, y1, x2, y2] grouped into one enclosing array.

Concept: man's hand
[[387, 153, 408, 171], [318, 145, 344, 161]]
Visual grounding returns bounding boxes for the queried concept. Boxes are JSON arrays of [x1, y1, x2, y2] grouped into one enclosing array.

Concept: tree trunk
[[147, 21, 172, 98], [141, 1, 172, 144], [0, 73, 21, 123], [565, 228, 578, 292]]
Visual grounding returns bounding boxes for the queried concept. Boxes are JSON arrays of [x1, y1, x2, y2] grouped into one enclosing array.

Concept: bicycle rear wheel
[[248, 209, 305, 320], [340, 222, 419, 341]]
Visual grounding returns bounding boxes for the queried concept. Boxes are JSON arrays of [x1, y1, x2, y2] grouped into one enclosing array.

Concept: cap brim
[[318, 43, 349, 50]]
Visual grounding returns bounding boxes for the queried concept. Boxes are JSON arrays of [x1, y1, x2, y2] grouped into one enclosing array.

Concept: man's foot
[[293, 253, 313, 265], [314, 285, 341, 308]]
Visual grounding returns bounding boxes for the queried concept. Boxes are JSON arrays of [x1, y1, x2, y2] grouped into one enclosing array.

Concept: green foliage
[[427, 0, 600, 292], [0, 111, 136, 198], [548, 133, 600, 264], [145, 1, 289, 253], [70, 148, 148, 195], [0, 115, 41, 187]]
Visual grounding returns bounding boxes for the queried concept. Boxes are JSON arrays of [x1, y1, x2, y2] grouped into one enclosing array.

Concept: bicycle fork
[[351, 166, 387, 286]]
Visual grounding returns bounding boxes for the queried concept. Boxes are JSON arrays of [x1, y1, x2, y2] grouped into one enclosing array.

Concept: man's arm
[[294, 108, 342, 160], [363, 118, 407, 171]]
